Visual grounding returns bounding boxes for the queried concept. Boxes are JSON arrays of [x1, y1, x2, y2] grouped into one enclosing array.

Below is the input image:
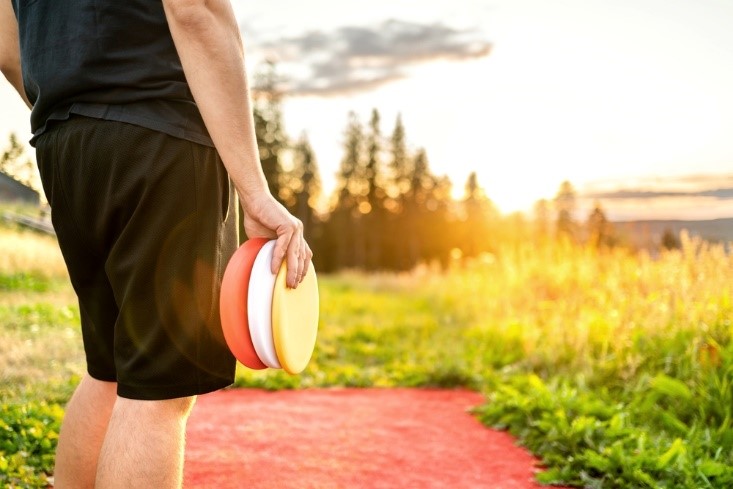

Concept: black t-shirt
[[11, 0, 213, 148]]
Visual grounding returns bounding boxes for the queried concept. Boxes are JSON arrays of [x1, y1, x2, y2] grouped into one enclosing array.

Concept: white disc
[[247, 240, 281, 369]]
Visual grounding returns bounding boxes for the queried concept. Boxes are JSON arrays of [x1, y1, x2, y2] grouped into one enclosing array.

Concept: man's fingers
[[286, 235, 301, 288], [271, 232, 291, 275], [305, 243, 313, 277], [298, 238, 308, 283], [265, 216, 307, 288]]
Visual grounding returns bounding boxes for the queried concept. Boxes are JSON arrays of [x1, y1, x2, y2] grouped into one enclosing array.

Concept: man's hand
[[242, 193, 313, 288], [162, 0, 312, 287], [0, 0, 31, 108]]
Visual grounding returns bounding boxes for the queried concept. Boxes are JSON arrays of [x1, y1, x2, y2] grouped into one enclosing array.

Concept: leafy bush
[[474, 372, 733, 488], [0, 402, 63, 488]]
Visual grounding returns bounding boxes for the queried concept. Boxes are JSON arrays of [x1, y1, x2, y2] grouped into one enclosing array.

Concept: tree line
[[246, 62, 623, 272], [1, 62, 631, 273]]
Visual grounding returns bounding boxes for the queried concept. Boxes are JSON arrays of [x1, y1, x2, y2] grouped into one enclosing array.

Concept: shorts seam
[[188, 139, 203, 394]]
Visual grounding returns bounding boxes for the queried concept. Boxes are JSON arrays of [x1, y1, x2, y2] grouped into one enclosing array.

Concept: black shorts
[[35, 115, 238, 400]]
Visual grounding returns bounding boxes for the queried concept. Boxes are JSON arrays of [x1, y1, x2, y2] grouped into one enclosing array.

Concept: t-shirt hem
[[29, 103, 215, 149]]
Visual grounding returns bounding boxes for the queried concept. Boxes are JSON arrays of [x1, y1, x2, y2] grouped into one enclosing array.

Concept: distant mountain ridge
[[613, 217, 733, 245]]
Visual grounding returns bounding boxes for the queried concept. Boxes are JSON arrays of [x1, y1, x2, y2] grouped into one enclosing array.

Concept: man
[[0, 0, 313, 487]]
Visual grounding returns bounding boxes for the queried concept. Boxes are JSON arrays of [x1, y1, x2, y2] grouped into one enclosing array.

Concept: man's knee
[[150, 395, 196, 418], [166, 395, 196, 417], [117, 395, 197, 419]]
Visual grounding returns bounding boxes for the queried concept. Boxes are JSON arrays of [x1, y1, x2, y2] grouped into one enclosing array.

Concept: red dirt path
[[184, 388, 564, 489]]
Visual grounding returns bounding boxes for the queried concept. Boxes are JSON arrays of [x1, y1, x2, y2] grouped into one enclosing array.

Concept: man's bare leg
[[53, 373, 117, 488], [95, 395, 196, 489]]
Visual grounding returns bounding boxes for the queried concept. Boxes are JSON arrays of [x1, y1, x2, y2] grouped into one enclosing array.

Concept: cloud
[[669, 174, 733, 187], [580, 173, 733, 201], [584, 187, 733, 201], [259, 19, 491, 96]]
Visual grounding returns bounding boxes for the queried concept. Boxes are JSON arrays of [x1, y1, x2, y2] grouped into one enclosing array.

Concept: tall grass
[[430, 233, 732, 381], [0, 226, 68, 289]]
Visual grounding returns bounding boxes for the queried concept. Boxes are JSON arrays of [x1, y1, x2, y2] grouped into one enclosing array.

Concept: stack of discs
[[220, 238, 319, 374]]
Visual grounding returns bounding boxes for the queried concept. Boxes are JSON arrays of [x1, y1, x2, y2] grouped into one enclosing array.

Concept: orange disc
[[220, 237, 270, 370]]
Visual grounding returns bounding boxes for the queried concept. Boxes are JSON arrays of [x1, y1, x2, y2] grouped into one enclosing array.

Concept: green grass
[[1, 224, 732, 487], [234, 274, 484, 390], [0, 273, 53, 293]]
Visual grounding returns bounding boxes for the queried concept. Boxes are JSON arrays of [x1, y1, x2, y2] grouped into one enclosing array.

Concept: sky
[[2, 0, 733, 220]]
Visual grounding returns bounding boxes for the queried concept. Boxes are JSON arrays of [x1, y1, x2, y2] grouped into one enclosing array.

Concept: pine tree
[[331, 111, 365, 269], [363, 108, 385, 270], [461, 172, 497, 257], [554, 180, 577, 240], [387, 113, 408, 213], [586, 201, 614, 247], [427, 174, 457, 269], [384, 113, 409, 268], [661, 227, 681, 250], [533, 198, 551, 238], [404, 148, 434, 268], [333, 112, 364, 209]]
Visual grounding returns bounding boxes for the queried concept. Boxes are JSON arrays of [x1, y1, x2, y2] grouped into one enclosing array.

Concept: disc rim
[[272, 260, 319, 374], [247, 240, 282, 369], [219, 237, 269, 370]]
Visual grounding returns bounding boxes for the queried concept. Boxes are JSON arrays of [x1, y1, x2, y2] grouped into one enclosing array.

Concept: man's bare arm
[[162, 0, 311, 287], [0, 0, 31, 109]]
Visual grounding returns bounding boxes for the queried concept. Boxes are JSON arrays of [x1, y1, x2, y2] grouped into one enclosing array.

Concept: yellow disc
[[272, 261, 319, 374]]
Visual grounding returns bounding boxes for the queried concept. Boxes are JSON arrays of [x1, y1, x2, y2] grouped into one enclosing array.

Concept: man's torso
[[12, 0, 213, 147]]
